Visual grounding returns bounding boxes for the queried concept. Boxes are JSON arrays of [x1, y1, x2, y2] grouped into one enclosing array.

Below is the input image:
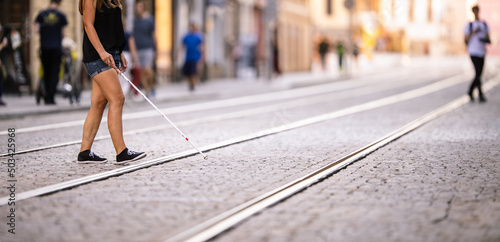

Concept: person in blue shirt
[[182, 23, 204, 91], [35, 0, 68, 105]]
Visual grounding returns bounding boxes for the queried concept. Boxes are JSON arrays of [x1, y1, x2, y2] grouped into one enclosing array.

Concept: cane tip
[[204, 156, 208, 160]]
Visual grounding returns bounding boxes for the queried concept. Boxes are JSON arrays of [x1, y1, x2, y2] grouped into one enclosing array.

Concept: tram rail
[[0, 73, 449, 157], [165, 76, 500, 242]]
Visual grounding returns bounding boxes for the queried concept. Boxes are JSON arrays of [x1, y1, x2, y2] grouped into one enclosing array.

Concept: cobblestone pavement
[[0, 56, 498, 242], [0, 63, 461, 197], [217, 84, 500, 242]]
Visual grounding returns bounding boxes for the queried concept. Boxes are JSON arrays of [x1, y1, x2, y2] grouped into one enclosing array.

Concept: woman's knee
[[108, 93, 125, 107], [91, 97, 108, 110]]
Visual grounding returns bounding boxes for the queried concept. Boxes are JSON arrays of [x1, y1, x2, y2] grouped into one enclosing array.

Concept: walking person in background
[[35, 0, 68, 105], [318, 37, 329, 72], [464, 5, 490, 103], [352, 41, 359, 69], [121, 24, 139, 97], [336, 41, 345, 73], [134, 0, 156, 98], [272, 30, 281, 77], [78, 0, 146, 164], [0, 60, 4, 106], [182, 23, 204, 91], [0, 33, 6, 106]]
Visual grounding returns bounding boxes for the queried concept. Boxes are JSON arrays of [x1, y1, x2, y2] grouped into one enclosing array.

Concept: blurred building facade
[[374, 0, 445, 55], [477, 0, 500, 55], [347, 0, 499, 56], [1, 0, 32, 93], [1, 0, 82, 93], [278, 0, 313, 73], [1, 0, 499, 93], [173, 0, 312, 79]]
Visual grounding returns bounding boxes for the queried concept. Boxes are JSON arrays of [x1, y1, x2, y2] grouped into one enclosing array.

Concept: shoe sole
[[77, 159, 108, 164], [115, 153, 147, 165]]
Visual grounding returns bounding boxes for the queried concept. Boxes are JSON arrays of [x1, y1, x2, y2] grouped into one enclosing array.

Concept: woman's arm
[[128, 36, 140, 68], [120, 52, 128, 72], [82, 0, 115, 68]]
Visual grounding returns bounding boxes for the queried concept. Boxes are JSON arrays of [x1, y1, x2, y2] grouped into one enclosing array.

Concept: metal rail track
[[164, 77, 500, 242], [0, 74, 438, 157]]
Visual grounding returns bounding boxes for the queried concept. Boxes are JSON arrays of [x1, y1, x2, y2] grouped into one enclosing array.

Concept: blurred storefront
[[29, 0, 83, 92], [1, 0, 86, 94], [4, 0, 499, 95], [310, 0, 352, 61], [308, 0, 500, 57], [277, 0, 313, 73], [373, 0, 431, 54], [27, 0, 170, 92], [154, 0, 173, 83], [172, 0, 315, 79], [349, 0, 499, 56], [1, 0, 32, 93]]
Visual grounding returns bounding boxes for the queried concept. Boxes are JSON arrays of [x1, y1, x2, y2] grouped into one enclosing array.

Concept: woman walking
[[77, 0, 146, 164]]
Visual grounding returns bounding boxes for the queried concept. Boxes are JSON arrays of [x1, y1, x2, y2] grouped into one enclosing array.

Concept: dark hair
[[51, 0, 62, 4], [472, 5, 479, 12], [79, 0, 122, 15]]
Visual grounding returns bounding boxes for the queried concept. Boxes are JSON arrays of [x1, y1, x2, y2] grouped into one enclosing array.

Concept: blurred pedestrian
[[182, 23, 204, 91], [336, 41, 345, 72], [318, 37, 329, 72], [35, 0, 68, 105], [0, 31, 6, 106], [134, 0, 156, 98], [352, 41, 359, 68], [78, 0, 146, 164], [0, 62, 4, 106], [121, 22, 139, 98], [272, 32, 281, 76], [464, 5, 490, 102], [0, 27, 12, 98]]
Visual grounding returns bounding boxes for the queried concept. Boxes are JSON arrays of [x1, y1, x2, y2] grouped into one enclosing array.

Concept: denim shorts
[[83, 50, 121, 79]]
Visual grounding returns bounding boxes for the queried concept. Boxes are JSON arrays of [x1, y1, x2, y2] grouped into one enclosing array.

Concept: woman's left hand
[[120, 52, 128, 73]]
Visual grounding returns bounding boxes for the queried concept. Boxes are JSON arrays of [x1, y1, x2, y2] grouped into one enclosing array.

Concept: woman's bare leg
[[80, 81, 108, 152], [91, 69, 126, 154]]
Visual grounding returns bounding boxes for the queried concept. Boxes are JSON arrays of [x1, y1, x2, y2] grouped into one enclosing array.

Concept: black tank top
[[82, 6, 125, 63]]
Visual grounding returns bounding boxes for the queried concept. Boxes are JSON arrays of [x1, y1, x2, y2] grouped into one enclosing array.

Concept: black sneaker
[[77, 150, 107, 164], [116, 148, 146, 164]]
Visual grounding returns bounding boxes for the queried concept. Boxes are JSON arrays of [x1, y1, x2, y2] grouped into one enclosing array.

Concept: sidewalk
[[1, 53, 496, 119]]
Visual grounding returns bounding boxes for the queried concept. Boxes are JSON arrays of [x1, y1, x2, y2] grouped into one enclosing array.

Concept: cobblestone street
[[0, 56, 499, 242], [217, 84, 500, 242]]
